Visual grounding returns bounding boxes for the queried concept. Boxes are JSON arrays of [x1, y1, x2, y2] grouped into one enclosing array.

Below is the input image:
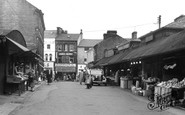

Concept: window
[[58, 55, 62, 63], [47, 44, 50, 49], [69, 44, 75, 52], [49, 54, 52, 61], [69, 56, 74, 63], [84, 47, 89, 51], [64, 44, 68, 51], [62, 55, 69, 63], [58, 44, 63, 51], [45, 54, 48, 61], [84, 58, 87, 62]]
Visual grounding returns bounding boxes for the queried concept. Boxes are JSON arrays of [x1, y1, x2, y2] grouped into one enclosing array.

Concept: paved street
[[7, 82, 185, 115]]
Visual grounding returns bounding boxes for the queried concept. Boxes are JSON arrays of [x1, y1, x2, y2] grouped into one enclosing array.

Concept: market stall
[[5, 74, 28, 96], [147, 78, 185, 110]]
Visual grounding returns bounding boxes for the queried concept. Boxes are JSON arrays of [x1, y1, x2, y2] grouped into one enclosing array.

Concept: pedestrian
[[46, 70, 52, 85], [27, 69, 35, 91], [85, 75, 93, 89], [79, 70, 84, 85]]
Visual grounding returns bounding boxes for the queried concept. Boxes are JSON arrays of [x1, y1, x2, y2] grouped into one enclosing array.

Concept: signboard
[[145, 35, 153, 42], [58, 52, 73, 55], [55, 63, 76, 72]]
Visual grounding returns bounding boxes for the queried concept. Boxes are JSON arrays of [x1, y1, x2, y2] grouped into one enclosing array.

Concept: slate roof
[[79, 39, 102, 47], [165, 15, 185, 28], [44, 30, 57, 38], [56, 33, 80, 41], [118, 29, 185, 62]]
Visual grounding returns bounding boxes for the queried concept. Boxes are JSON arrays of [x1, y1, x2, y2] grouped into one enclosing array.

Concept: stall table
[[6, 76, 28, 96]]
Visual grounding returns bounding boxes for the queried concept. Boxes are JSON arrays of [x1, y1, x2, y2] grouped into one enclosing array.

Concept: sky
[[27, 0, 185, 39]]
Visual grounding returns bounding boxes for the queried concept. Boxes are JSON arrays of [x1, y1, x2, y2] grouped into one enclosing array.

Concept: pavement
[[0, 81, 184, 115], [0, 81, 45, 115]]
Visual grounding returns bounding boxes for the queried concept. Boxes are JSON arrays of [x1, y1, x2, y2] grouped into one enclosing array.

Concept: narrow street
[[9, 82, 184, 115]]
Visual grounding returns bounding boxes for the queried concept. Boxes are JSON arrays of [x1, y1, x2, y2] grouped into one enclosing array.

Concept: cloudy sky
[[27, 0, 185, 39]]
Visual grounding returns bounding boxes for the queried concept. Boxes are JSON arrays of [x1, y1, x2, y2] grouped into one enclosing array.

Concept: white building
[[44, 30, 57, 77]]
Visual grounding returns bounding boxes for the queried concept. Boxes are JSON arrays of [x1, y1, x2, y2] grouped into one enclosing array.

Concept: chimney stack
[[132, 31, 137, 39], [103, 30, 117, 40], [57, 27, 64, 35]]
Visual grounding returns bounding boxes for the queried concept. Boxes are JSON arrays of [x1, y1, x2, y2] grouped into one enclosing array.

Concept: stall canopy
[[0, 29, 29, 55], [6, 37, 30, 55], [93, 56, 113, 68]]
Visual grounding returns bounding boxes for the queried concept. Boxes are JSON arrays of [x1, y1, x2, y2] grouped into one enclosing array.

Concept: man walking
[[79, 70, 84, 85]]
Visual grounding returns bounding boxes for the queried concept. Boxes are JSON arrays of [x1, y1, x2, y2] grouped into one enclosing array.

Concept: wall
[[77, 47, 87, 64], [94, 35, 127, 61], [87, 48, 94, 63], [0, 0, 45, 58]]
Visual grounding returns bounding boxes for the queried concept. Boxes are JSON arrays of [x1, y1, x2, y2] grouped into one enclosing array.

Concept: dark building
[[55, 27, 81, 80]]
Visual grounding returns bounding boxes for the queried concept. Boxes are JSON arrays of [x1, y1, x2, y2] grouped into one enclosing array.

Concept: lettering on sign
[[55, 63, 76, 67], [58, 52, 73, 55]]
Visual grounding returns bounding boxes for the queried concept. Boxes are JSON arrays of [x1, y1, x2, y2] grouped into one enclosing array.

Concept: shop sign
[[55, 63, 76, 67], [58, 52, 73, 55], [55, 65, 76, 72]]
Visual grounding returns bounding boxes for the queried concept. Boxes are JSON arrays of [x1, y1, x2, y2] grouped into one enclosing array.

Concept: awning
[[6, 37, 29, 55], [93, 56, 113, 68], [107, 50, 131, 65]]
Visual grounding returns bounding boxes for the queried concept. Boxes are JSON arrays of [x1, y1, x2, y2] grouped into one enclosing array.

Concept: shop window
[[58, 55, 62, 63], [62, 55, 69, 63]]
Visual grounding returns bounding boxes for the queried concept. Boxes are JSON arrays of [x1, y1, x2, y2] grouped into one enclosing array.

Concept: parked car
[[92, 75, 107, 86], [89, 69, 107, 86]]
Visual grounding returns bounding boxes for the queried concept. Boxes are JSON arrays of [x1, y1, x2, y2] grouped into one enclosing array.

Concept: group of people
[[79, 69, 93, 89]]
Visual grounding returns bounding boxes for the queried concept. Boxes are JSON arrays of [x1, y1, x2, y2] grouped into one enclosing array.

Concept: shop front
[[55, 63, 76, 81]]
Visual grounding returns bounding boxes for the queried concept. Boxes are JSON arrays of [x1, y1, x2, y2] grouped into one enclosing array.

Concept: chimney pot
[[132, 31, 137, 39]]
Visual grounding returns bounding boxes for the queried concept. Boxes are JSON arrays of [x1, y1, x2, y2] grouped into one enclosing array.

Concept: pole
[[158, 15, 161, 29]]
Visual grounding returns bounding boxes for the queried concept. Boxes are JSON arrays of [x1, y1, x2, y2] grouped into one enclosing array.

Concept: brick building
[[55, 27, 81, 80], [94, 31, 128, 62]]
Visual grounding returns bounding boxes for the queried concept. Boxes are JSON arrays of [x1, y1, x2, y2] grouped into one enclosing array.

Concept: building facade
[[77, 38, 102, 73], [94, 30, 129, 64], [55, 27, 81, 81], [44, 30, 57, 78]]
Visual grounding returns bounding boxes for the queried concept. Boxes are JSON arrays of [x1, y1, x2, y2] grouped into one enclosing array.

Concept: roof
[[120, 29, 185, 61], [79, 39, 102, 47], [139, 15, 185, 40], [0, 29, 12, 35], [93, 56, 113, 68], [44, 30, 57, 38], [95, 28, 185, 67], [165, 15, 185, 28], [56, 33, 80, 41]]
